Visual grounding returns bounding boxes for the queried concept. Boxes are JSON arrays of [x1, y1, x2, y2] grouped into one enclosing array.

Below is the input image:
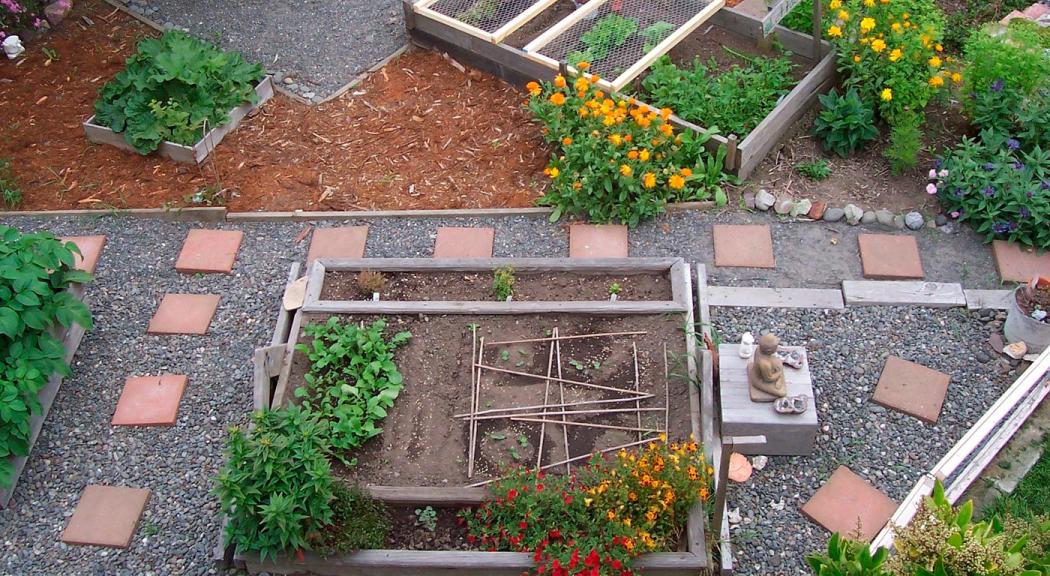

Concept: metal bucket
[[1004, 286, 1050, 353]]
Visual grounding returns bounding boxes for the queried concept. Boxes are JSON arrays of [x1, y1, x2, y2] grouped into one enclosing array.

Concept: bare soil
[[288, 313, 693, 487], [319, 271, 673, 301], [386, 506, 474, 550], [0, 0, 547, 212]]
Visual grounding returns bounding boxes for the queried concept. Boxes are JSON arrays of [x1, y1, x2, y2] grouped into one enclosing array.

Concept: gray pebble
[[861, 211, 877, 225], [904, 212, 924, 230], [875, 209, 895, 227], [823, 208, 844, 222]]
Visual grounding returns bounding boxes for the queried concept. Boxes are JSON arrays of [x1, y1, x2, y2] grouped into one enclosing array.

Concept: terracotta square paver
[[61, 485, 151, 548], [433, 227, 495, 258], [306, 226, 369, 264], [801, 466, 898, 542], [147, 294, 220, 335], [992, 240, 1050, 283], [175, 229, 243, 274], [858, 234, 924, 279], [872, 355, 950, 423], [712, 224, 775, 268], [569, 224, 628, 258], [61, 236, 107, 274], [112, 375, 188, 426]]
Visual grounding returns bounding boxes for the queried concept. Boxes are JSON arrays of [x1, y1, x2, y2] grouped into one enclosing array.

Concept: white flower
[[938, 169, 949, 178]]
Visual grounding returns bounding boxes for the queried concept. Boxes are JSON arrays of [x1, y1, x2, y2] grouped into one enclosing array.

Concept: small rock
[[728, 452, 753, 482], [44, 0, 72, 25], [774, 198, 794, 215], [272, 72, 284, 83], [892, 215, 906, 229], [976, 351, 992, 363], [875, 209, 895, 227], [743, 191, 756, 210], [727, 508, 742, 525], [283, 77, 294, 85], [285, 83, 298, 91], [939, 222, 957, 234], [904, 211, 924, 230], [988, 332, 1005, 353], [1033, 309, 1047, 321], [790, 199, 812, 218], [861, 211, 877, 225], [751, 455, 768, 470], [755, 189, 776, 211], [823, 207, 844, 222], [926, 218, 937, 229], [935, 214, 948, 226], [808, 200, 827, 220], [302, 91, 316, 99], [1004, 341, 1028, 360], [844, 204, 863, 225]]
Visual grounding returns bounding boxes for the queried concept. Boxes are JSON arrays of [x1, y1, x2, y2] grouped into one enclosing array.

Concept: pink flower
[[950, 211, 960, 218], [925, 183, 938, 195], [928, 169, 937, 179]]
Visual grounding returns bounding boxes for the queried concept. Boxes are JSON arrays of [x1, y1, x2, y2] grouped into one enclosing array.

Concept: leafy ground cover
[[985, 436, 1050, 520]]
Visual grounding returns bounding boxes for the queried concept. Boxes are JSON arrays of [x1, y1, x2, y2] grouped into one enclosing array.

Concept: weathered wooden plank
[[964, 289, 1013, 310], [523, 0, 611, 52], [253, 344, 287, 411], [710, 7, 832, 59], [271, 262, 302, 346], [302, 260, 326, 309], [491, 0, 559, 43], [303, 299, 686, 315], [842, 280, 966, 307], [706, 285, 844, 309], [318, 257, 682, 273], [271, 309, 303, 410], [366, 485, 489, 505]]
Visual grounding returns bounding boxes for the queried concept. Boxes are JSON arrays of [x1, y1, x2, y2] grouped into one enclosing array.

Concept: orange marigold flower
[[628, 150, 639, 160], [573, 181, 582, 190], [619, 164, 632, 177], [526, 81, 541, 96], [680, 167, 693, 177], [549, 93, 566, 106], [639, 149, 650, 162], [548, 167, 559, 178], [609, 134, 622, 146], [659, 123, 674, 136], [668, 175, 685, 190], [562, 136, 573, 146], [574, 77, 589, 91], [660, 107, 672, 120], [577, 61, 590, 70], [643, 172, 656, 189], [553, 74, 566, 88]]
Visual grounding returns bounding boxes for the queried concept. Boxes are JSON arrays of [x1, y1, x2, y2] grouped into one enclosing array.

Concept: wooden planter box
[[0, 283, 89, 508], [82, 76, 274, 164], [225, 257, 711, 575], [404, 0, 837, 179]]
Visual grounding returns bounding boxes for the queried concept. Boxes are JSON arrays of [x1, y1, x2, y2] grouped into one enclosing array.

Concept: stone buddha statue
[[748, 333, 787, 401]]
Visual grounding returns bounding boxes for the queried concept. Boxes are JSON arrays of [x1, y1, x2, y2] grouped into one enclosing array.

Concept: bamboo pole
[[467, 436, 659, 487], [663, 343, 670, 435], [475, 363, 649, 397], [452, 394, 655, 419], [510, 417, 663, 433], [467, 327, 477, 475], [464, 407, 667, 421], [467, 337, 484, 478], [632, 342, 642, 443], [554, 327, 570, 474], [486, 330, 647, 346], [536, 331, 556, 470]]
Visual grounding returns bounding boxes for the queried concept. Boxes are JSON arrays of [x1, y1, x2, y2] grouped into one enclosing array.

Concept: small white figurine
[[738, 332, 755, 358], [3, 36, 25, 60]]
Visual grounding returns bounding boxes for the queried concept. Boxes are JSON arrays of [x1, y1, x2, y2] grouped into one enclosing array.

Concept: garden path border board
[[404, 0, 836, 178], [82, 76, 275, 165], [229, 257, 710, 575], [0, 283, 89, 508]]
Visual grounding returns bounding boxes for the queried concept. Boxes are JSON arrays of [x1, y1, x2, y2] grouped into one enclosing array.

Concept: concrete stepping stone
[[433, 226, 494, 258], [872, 355, 950, 423], [60, 236, 106, 274], [61, 485, 151, 548], [801, 466, 897, 542], [112, 375, 188, 426], [712, 224, 775, 268], [569, 224, 628, 258], [858, 234, 924, 279], [175, 229, 243, 274], [306, 226, 368, 264], [992, 240, 1050, 283], [147, 294, 220, 335]]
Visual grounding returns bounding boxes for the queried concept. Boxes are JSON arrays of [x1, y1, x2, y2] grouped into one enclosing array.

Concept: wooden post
[[726, 135, 739, 172], [812, 0, 823, 61]]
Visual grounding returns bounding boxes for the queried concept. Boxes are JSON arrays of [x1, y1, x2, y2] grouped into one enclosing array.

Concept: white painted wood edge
[[706, 285, 844, 309]]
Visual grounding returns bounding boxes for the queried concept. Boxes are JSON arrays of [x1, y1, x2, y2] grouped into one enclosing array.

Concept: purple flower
[[991, 79, 1005, 92], [1020, 207, 1031, 219], [982, 186, 996, 197], [1013, 161, 1025, 170], [1042, 180, 1049, 190], [993, 221, 1010, 234], [983, 162, 996, 171], [953, 188, 964, 198], [933, 159, 943, 169], [1006, 138, 1020, 151]]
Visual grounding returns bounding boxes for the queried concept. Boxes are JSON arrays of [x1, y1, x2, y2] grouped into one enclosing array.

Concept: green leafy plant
[[0, 158, 21, 208], [294, 317, 411, 463], [567, 13, 638, 68], [94, 30, 263, 154], [215, 407, 336, 561], [942, 0, 1033, 50], [796, 159, 832, 180], [963, 24, 1050, 110], [311, 482, 391, 556], [811, 89, 879, 157], [1, 0, 45, 37], [456, 0, 498, 26], [641, 53, 796, 139], [641, 21, 674, 52], [884, 111, 923, 174], [608, 282, 622, 296], [415, 505, 438, 532], [0, 227, 93, 487], [492, 266, 514, 301], [807, 532, 891, 575], [41, 46, 59, 62]]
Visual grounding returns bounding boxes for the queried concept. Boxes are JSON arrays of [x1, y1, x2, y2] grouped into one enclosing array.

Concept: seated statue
[[748, 333, 787, 401]]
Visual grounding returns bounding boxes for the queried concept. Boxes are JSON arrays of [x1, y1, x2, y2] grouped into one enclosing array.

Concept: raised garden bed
[[405, 0, 837, 178], [82, 76, 275, 165], [229, 257, 710, 575], [0, 283, 88, 508]]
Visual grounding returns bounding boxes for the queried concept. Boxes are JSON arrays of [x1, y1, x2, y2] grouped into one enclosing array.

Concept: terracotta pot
[[1005, 286, 1050, 354]]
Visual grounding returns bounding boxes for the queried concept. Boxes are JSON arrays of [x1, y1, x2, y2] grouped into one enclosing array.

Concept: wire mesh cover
[[428, 0, 547, 33], [538, 0, 710, 81]]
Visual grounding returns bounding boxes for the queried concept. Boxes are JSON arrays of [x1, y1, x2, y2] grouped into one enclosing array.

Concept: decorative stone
[[823, 207, 844, 222], [904, 212, 924, 230], [60, 236, 107, 274], [991, 240, 1050, 283], [283, 77, 294, 85], [61, 485, 151, 548], [872, 356, 950, 423], [858, 234, 925, 279], [790, 199, 813, 218], [773, 198, 794, 215], [111, 375, 188, 426], [801, 466, 897, 542], [752, 455, 768, 470], [434, 227, 495, 258], [742, 191, 757, 210], [892, 215, 906, 229], [728, 452, 753, 483], [147, 294, 220, 335], [175, 229, 243, 274], [1004, 341, 1028, 360], [307, 226, 369, 264], [808, 200, 827, 220], [861, 211, 877, 225], [755, 189, 776, 211], [45, 0, 72, 26], [569, 224, 628, 258], [875, 209, 895, 227], [844, 204, 863, 225], [935, 214, 948, 227], [712, 225, 776, 269]]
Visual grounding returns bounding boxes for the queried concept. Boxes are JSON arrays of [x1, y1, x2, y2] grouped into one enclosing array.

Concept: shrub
[[0, 227, 92, 486], [527, 70, 728, 227], [0, 158, 21, 208], [294, 317, 411, 463], [963, 24, 1050, 107], [941, 0, 1033, 51], [884, 111, 923, 174], [94, 30, 263, 154], [811, 88, 879, 157], [310, 482, 390, 557], [640, 53, 796, 138], [0, 0, 46, 38], [492, 265, 514, 301], [461, 438, 713, 576], [215, 407, 336, 561]]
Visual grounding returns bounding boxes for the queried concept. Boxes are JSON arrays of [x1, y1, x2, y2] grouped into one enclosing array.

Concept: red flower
[[569, 549, 580, 569], [520, 521, 528, 530], [552, 559, 567, 576], [466, 535, 476, 544], [585, 550, 601, 568], [536, 483, 545, 492], [534, 550, 544, 562], [612, 559, 623, 569], [507, 489, 518, 502], [563, 494, 573, 505], [548, 529, 562, 540]]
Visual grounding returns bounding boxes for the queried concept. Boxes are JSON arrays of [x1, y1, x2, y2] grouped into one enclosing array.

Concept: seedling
[[467, 323, 480, 332], [415, 506, 438, 532], [488, 432, 506, 441], [517, 349, 527, 356], [517, 435, 528, 447], [608, 282, 622, 296], [500, 350, 510, 362], [357, 269, 386, 294], [515, 360, 526, 367], [568, 359, 585, 371], [794, 159, 832, 181], [42, 46, 59, 62], [591, 360, 601, 370], [0, 158, 21, 208], [492, 266, 514, 301], [509, 446, 522, 461]]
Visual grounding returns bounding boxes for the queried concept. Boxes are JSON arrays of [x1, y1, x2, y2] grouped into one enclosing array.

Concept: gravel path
[[117, 0, 407, 101], [714, 306, 1017, 576], [0, 211, 1007, 575]]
